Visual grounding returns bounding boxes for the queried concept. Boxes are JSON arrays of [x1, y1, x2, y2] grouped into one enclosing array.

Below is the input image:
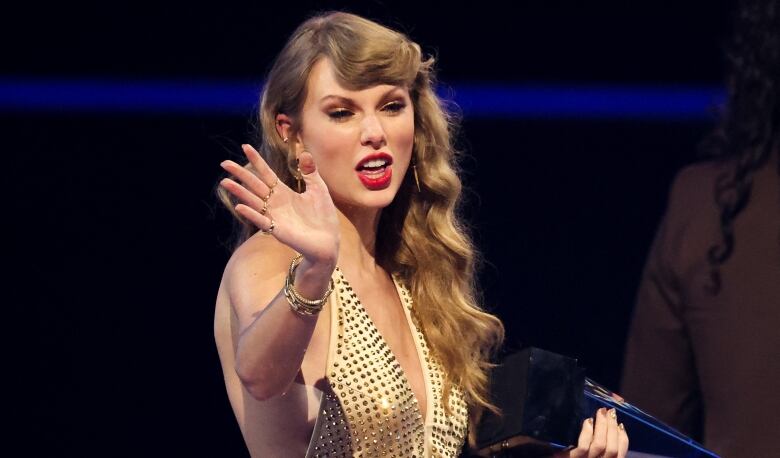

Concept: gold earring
[[296, 157, 302, 193], [412, 157, 421, 192], [283, 136, 289, 143]]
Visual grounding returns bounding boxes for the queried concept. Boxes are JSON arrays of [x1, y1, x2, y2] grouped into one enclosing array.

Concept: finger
[[568, 417, 593, 458], [617, 423, 629, 458], [220, 178, 267, 213], [588, 408, 608, 458], [235, 204, 275, 233], [298, 151, 317, 175], [298, 151, 329, 191], [221, 160, 271, 200], [604, 409, 619, 458], [242, 144, 279, 186]]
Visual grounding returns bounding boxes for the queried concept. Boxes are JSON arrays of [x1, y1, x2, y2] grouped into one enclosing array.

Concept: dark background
[[7, 1, 734, 455]]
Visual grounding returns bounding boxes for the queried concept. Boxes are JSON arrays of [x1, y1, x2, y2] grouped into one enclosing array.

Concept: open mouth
[[355, 153, 393, 190]]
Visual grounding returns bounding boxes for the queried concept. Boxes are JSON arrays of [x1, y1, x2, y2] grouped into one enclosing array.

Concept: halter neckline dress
[[304, 267, 469, 457]]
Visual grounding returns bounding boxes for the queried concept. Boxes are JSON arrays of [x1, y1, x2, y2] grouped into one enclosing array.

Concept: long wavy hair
[[699, 0, 780, 293], [216, 11, 504, 426]]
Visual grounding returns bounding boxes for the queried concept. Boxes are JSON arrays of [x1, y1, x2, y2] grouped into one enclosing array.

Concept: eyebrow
[[318, 86, 406, 105]]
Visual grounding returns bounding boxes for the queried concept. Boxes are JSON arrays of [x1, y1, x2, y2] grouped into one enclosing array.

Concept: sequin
[[305, 268, 468, 457]]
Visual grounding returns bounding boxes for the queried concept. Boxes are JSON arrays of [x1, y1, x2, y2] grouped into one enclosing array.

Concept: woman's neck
[[336, 205, 382, 277]]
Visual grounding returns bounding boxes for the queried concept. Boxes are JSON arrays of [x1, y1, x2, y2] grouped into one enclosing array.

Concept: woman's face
[[294, 58, 415, 212]]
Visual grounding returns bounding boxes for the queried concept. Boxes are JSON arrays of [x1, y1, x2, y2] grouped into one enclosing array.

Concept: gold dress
[[305, 267, 469, 457]]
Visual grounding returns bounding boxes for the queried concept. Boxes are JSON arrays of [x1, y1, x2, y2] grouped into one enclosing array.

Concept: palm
[[265, 174, 340, 261], [220, 145, 340, 264]]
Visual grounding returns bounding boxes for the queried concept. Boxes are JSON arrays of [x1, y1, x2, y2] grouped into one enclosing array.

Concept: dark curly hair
[[699, 0, 780, 293]]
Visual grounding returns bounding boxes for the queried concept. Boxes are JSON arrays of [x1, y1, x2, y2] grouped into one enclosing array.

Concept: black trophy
[[473, 348, 719, 458]]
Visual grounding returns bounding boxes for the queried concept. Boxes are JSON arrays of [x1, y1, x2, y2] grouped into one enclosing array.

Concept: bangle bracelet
[[284, 254, 334, 316]]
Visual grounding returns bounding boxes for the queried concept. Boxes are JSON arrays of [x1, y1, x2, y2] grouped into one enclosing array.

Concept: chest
[[337, 272, 429, 421], [308, 269, 469, 457]]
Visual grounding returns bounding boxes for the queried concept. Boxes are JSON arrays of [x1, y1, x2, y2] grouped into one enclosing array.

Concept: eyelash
[[327, 101, 407, 120], [328, 109, 352, 120], [383, 101, 406, 113]]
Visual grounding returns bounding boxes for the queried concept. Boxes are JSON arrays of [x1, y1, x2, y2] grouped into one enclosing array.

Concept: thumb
[[298, 151, 317, 176], [297, 151, 328, 191], [298, 151, 322, 183]]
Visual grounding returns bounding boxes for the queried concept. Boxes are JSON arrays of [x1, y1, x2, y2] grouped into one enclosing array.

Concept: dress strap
[[305, 269, 345, 457], [325, 269, 341, 375], [392, 274, 436, 454]]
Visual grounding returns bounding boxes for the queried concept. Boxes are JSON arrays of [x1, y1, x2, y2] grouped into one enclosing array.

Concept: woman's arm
[[220, 145, 340, 401], [225, 242, 334, 401]]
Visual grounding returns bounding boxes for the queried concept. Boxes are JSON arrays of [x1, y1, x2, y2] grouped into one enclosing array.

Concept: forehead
[[305, 58, 405, 103]]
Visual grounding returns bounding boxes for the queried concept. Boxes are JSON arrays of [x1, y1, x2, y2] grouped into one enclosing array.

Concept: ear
[[275, 114, 293, 142]]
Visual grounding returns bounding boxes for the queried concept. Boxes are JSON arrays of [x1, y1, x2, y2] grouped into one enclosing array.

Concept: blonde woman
[[215, 12, 627, 457]]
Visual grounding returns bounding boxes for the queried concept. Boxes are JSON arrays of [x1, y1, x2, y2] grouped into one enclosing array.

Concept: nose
[[360, 114, 387, 149]]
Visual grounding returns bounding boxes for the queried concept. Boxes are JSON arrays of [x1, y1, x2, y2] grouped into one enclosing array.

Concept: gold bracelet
[[284, 254, 334, 316]]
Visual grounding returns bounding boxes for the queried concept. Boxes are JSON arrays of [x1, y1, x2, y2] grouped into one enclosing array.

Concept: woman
[[621, 0, 780, 456], [215, 11, 628, 457]]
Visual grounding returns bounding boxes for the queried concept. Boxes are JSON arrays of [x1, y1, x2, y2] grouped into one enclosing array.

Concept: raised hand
[[220, 144, 340, 266]]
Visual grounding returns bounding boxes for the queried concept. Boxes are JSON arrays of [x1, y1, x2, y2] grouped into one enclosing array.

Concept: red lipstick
[[355, 152, 393, 190]]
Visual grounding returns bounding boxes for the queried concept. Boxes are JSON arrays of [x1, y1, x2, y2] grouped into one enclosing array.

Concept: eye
[[382, 101, 406, 113], [328, 109, 353, 120]]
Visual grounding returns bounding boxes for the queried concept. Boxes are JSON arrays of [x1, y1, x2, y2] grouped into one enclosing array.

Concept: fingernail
[[619, 423, 625, 431], [609, 408, 617, 420], [220, 161, 229, 168], [586, 418, 594, 425]]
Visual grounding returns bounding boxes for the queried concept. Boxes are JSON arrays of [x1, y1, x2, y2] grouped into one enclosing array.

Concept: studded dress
[[305, 267, 469, 457]]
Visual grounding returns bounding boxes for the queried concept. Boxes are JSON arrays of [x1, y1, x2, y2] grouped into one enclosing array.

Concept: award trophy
[[473, 348, 718, 457]]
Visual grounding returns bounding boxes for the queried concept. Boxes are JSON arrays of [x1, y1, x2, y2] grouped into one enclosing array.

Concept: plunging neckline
[[333, 266, 434, 430]]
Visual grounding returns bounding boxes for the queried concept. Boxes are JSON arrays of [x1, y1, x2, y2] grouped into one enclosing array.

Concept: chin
[[357, 187, 399, 209], [335, 184, 401, 212]]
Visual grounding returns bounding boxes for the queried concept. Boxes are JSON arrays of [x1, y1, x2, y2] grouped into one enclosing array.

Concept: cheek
[[314, 130, 354, 155], [388, 119, 414, 181], [304, 123, 358, 178], [303, 114, 351, 151], [393, 117, 415, 156]]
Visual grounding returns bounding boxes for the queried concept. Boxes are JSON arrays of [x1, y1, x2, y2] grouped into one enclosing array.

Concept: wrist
[[298, 255, 336, 277], [292, 255, 336, 300], [299, 245, 339, 275]]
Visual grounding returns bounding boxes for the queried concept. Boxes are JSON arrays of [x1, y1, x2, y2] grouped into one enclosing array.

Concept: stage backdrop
[[6, 1, 732, 455]]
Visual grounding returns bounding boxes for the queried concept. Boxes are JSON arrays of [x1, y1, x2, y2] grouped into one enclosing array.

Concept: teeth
[[362, 159, 387, 168]]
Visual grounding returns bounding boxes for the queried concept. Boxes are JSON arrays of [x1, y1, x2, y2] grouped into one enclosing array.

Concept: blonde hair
[[217, 11, 504, 428]]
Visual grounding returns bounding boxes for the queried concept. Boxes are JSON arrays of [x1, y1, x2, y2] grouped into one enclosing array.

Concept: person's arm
[[620, 169, 703, 439], [220, 145, 340, 401], [225, 244, 335, 401]]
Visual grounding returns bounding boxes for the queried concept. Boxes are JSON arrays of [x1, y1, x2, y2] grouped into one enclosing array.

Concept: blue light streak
[[0, 77, 724, 120]]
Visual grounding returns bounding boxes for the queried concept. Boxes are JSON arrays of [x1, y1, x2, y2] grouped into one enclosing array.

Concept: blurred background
[[5, 0, 734, 455]]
